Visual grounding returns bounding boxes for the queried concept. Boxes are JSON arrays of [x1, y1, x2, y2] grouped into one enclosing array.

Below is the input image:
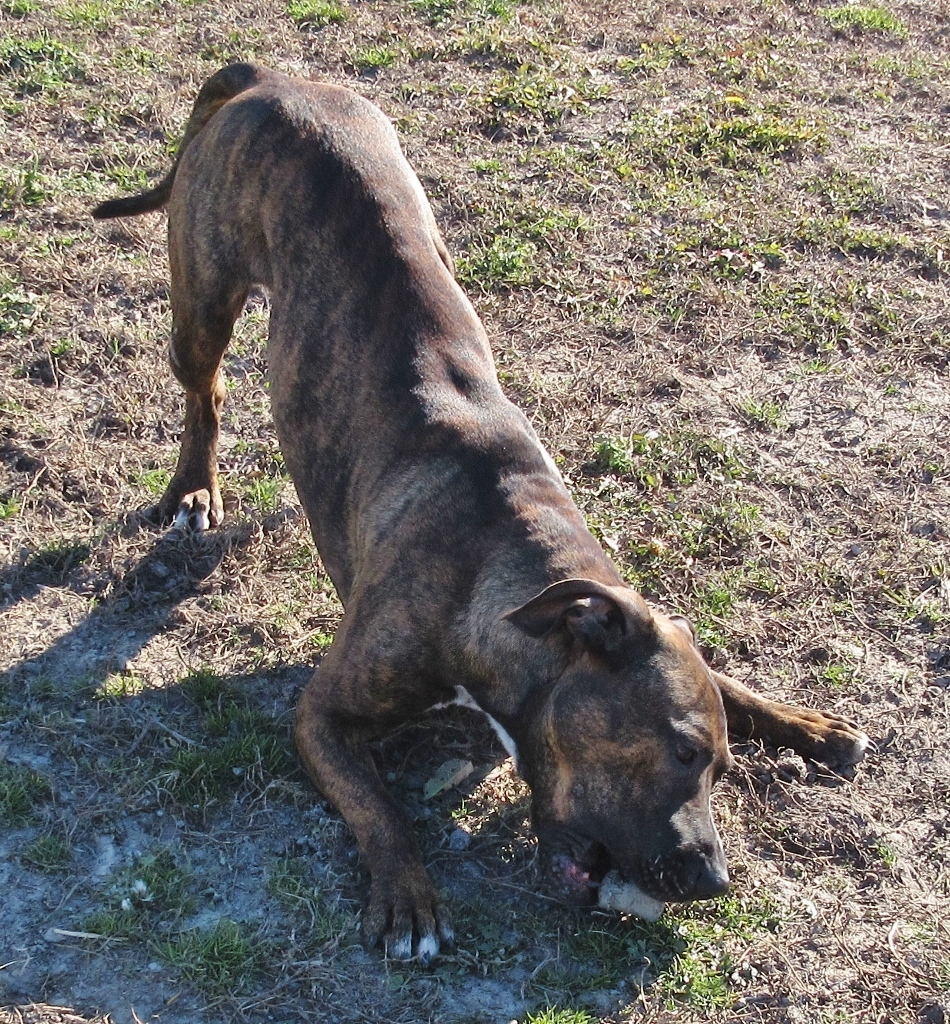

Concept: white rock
[[597, 870, 665, 922]]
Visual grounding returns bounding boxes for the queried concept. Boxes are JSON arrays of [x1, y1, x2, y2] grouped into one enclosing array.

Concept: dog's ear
[[668, 614, 697, 645], [505, 579, 654, 658]]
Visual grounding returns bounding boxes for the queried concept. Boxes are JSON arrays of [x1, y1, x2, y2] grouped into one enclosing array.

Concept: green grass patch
[[0, 763, 52, 823], [482, 66, 609, 131], [456, 202, 588, 292], [806, 169, 885, 215], [617, 37, 693, 76], [818, 662, 855, 689], [21, 832, 73, 871], [0, 159, 47, 211], [159, 670, 291, 808], [0, 33, 86, 95], [57, 0, 141, 28], [0, 278, 39, 336], [2, 0, 37, 14], [737, 398, 789, 431], [526, 893, 778, 1008], [286, 0, 347, 29], [156, 919, 270, 995], [457, 234, 537, 291], [242, 474, 286, 515], [95, 672, 146, 700], [659, 221, 786, 281], [347, 43, 398, 72], [133, 467, 172, 497], [755, 280, 852, 351], [526, 1009, 595, 1024], [821, 4, 906, 36], [657, 896, 780, 1008], [591, 431, 751, 490], [629, 108, 824, 173], [406, 0, 518, 24], [27, 539, 91, 577], [0, 495, 20, 520], [112, 44, 165, 71], [267, 858, 352, 944]]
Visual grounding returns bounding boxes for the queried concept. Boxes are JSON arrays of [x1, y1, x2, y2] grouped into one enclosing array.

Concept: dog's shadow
[[0, 512, 258, 697]]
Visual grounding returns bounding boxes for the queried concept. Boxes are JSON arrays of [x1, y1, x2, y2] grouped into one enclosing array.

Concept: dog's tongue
[[596, 870, 665, 922]]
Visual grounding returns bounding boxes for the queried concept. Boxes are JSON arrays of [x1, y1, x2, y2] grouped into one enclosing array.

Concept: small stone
[[448, 828, 472, 852]]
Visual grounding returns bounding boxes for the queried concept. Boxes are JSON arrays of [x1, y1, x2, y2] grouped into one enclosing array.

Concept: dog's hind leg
[[155, 242, 250, 531]]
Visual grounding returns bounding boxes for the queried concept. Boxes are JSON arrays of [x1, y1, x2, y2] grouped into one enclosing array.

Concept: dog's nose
[[687, 855, 730, 901]]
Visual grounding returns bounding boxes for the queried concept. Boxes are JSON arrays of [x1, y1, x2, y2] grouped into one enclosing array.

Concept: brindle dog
[[93, 63, 869, 962]]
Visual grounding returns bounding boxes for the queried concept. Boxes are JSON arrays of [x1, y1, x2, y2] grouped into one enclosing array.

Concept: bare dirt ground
[[0, 0, 948, 1022]]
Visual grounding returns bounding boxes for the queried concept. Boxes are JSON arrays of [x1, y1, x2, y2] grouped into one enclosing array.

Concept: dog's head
[[505, 579, 733, 908]]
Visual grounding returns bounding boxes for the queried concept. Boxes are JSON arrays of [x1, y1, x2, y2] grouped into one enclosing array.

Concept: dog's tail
[[92, 63, 265, 220]]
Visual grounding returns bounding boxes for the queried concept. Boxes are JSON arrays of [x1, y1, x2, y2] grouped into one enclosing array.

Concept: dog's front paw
[[781, 707, 870, 769], [363, 869, 454, 963]]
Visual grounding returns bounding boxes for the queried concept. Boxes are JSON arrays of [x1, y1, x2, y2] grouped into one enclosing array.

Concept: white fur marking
[[416, 934, 439, 962], [448, 686, 519, 761], [387, 935, 413, 961]]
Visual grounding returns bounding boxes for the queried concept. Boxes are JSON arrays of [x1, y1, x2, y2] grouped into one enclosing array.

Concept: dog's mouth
[[539, 831, 686, 916], [540, 835, 614, 906]]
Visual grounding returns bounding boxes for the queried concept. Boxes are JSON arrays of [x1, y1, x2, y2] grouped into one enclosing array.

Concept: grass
[[156, 670, 292, 808], [525, 894, 778, 1010], [0, 763, 52, 823], [0, 277, 38, 335], [0, 32, 86, 94], [737, 398, 789, 431], [267, 858, 352, 946], [26, 539, 91, 576], [242, 474, 286, 515], [457, 233, 537, 291], [0, 159, 46, 210], [133, 466, 172, 496], [156, 919, 271, 995], [407, 0, 519, 24], [481, 66, 609, 131], [526, 1009, 596, 1024], [95, 671, 146, 699], [0, 495, 20, 519], [591, 431, 751, 491], [820, 5, 906, 35], [286, 0, 347, 29], [21, 832, 73, 871], [347, 43, 398, 72], [84, 849, 195, 939]]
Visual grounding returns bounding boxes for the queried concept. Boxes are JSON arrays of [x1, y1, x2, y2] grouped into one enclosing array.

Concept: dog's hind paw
[[158, 487, 223, 533]]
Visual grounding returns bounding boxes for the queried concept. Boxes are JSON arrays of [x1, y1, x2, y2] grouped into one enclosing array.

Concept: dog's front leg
[[294, 678, 454, 962], [712, 670, 870, 769]]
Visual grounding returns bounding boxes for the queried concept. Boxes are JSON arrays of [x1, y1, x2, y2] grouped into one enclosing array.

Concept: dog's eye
[[675, 744, 698, 767]]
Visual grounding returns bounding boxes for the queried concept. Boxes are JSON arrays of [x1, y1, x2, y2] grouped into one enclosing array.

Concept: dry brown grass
[[0, 0, 948, 1022]]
